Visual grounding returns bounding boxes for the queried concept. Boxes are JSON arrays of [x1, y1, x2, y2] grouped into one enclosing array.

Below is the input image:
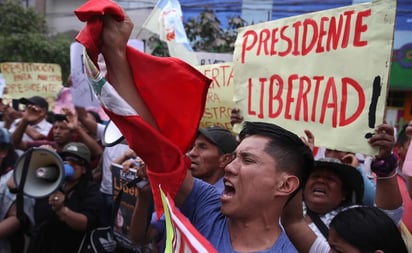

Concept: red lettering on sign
[[339, 77, 365, 126], [240, 7, 370, 62], [285, 74, 298, 119], [302, 18, 318, 56], [247, 74, 366, 128], [241, 30, 258, 63], [203, 64, 233, 88], [270, 27, 279, 55], [258, 29, 271, 57], [354, 9, 370, 47], [269, 75, 283, 118], [295, 76, 311, 122], [316, 17, 329, 53], [279, 26, 292, 57], [320, 77, 338, 127], [311, 76, 324, 122], [248, 78, 256, 116]]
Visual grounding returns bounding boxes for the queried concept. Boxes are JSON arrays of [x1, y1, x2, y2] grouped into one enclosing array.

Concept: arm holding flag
[[74, 0, 211, 218], [100, 15, 158, 129]]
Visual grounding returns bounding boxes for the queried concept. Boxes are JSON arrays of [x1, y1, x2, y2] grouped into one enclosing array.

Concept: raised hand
[[101, 14, 134, 55], [368, 123, 395, 159], [22, 104, 44, 123], [300, 129, 315, 153]]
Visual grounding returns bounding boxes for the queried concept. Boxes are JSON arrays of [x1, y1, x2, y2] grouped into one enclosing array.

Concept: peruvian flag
[[74, 0, 211, 217], [160, 187, 217, 253]]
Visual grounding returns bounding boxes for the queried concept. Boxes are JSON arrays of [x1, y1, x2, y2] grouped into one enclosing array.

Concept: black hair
[[239, 121, 314, 193], [0, 142, 18, 175], [396, 123, 410, 147], [87, 110, 103, 124], [46, 111, 55, 124], [330, 206, 408, 253]]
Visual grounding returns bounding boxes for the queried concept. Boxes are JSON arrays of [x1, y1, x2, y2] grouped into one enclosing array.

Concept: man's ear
[[276, 173, 300, 196], [219, 153, 234, 168]]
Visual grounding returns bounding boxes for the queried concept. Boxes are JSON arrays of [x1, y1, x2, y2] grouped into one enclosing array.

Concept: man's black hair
[[239, 121, 314, 194]]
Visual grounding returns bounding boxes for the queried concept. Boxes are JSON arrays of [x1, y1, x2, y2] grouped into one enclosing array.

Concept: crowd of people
[[0, 1, 411, 253]]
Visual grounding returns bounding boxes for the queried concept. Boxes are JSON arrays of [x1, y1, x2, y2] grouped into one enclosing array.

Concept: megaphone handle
[[16, 148, 34, 224]]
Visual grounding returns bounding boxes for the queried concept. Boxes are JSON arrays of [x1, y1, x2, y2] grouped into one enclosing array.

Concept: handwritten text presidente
[[239, 8, 373, 128]]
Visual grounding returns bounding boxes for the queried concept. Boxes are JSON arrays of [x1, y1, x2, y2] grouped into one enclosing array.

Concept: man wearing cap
[[9, 96, 52, 142], [27, 142, 105, 253], [188, 126, 238, 192], [130, 126, 238, 248]]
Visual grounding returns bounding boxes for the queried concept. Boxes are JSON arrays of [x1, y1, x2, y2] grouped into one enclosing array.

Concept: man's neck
[[228, 214, 282, 252], [203, 172, 224, 185]]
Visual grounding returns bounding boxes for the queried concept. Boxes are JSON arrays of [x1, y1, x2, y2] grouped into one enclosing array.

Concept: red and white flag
[[160, 187, 217, 253], [75, 0, 211, 217]]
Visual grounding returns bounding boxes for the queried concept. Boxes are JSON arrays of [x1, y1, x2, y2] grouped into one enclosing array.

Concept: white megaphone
[[102, 120, 126, 147], [13, 147, 75, 198]]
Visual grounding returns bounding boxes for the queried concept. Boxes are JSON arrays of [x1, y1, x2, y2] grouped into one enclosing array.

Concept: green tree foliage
[[146, 35, 170, 57], [0, 1, 71, 81], [147, 9, 247, 56], [185, 10, 247, 53]]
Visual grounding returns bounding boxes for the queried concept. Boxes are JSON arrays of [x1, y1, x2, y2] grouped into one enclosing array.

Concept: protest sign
[[0, 62, 62, 107], [196, 63, 235, 131], [232, 0, 396, 155], [111, 163, 141, 252]]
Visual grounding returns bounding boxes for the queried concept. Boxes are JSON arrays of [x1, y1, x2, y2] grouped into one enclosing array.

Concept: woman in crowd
[[329, 205, 407, 253], [282, 123, 407, 253]]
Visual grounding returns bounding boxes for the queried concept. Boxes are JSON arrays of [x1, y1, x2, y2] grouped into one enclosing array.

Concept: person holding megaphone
[[26, 142, 106, 253]]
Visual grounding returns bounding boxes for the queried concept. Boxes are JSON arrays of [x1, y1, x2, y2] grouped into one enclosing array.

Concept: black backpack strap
[[306, 208, 329, 239]]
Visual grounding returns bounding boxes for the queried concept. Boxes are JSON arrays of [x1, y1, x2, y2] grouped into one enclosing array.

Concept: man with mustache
[[76, 4, 314, 251]]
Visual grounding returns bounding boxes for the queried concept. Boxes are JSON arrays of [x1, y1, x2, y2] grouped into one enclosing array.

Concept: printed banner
[[233, 0, 396, 155], [111, 163, 141, 252], [196, 63, 235, 131]]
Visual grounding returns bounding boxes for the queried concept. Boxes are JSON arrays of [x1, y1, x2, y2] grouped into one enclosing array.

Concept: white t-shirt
[[9, 118, 52, 141], [100, 143, 130, 195]]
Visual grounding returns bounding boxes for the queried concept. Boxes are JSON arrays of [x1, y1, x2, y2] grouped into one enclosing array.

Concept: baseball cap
[[19, 96, 49, 110], [59, 142, 91, 164], [198, 126, 238, 154], [310, 157, 364, 205]]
